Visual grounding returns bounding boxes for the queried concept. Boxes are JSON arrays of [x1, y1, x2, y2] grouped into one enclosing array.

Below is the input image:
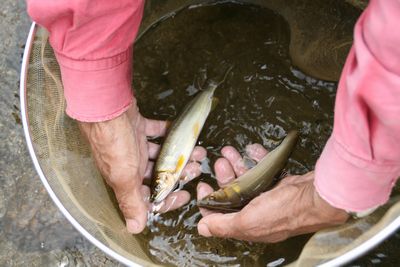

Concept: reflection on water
[[133, 2, 334, 266]]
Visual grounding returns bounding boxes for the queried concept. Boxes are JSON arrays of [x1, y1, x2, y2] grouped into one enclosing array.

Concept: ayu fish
[[197, 130, 299, 212], [150, 70, 232, 203]]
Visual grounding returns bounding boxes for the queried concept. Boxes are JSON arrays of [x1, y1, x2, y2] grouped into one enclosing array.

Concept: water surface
[[133, 2, 336, 266]]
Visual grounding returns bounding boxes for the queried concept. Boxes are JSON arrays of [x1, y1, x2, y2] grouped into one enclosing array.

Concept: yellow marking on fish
[[175, 155, 185, 172], [158, 169, 175, 173], [193, 122, 200, 137], [231, 183, 242, 194]]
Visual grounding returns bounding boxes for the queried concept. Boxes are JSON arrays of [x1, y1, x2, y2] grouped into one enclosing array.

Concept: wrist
[[77, 100, 138, 134], [286, 175, 349, 237], [312, 181, 349, 224]]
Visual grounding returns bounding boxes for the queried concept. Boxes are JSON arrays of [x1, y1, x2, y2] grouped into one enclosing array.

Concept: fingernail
[[198, 223, 212, 237], [126, 219, 140, 234]]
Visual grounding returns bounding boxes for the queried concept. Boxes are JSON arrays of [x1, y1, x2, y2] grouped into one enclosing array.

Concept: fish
[[197, 130, 299, 212], [150, 68, 232, 204]]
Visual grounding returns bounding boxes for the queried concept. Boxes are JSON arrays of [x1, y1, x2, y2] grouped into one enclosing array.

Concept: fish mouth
[[151, 187, 174, 204], [151, 172, 177, 203], [151, 180, 182, 203]]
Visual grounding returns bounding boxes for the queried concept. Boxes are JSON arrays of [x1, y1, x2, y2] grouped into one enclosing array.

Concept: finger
[[148, 142, 160, 160], [181, 162, 202, 182], [245, 143, 269, 162], [114, 179, 149, 234], [214, 158, 235, 187], [157, 191, 191, 213], [145, 119, 169, 137], [141, 185, 151, 202], [144, 161, 154, 180], [190, 146, 207, 162], [197, 212, 238, 238], [221, 146, 247, 176], [197, 182, 215, 217]]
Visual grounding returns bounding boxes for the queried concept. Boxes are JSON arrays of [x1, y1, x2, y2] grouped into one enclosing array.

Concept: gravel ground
[[0, 0, 398, 267], [0, 1, 120, 266]]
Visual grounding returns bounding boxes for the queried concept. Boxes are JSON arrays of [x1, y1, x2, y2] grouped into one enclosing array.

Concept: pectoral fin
[[211, 97, 219, 111]]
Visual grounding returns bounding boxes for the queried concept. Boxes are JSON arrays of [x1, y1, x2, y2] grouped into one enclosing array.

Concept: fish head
[[197, 187, 243, 212], [197, 189, 229, 207], [151, 172, 177, 203]]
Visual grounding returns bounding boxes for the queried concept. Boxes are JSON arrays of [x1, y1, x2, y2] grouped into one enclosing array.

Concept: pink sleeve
[[315, 0, 400, 212], [27, 0, 145, 122]]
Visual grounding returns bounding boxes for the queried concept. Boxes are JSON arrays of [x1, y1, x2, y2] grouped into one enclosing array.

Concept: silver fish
[[151, 69, 232, 203]]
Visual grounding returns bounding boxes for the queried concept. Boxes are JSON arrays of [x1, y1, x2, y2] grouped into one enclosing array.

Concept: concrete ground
[[0, 0, 398, 266]]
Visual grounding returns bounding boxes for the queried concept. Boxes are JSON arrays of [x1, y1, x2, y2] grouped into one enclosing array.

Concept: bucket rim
[[20, 22, 142, 267], [319, 214, 400, 266]]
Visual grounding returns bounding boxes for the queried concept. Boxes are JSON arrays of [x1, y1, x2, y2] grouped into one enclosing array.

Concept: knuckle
[[118, 201, 132, 214], [117, 196, 138, 216], [118, 201, 133, 215]]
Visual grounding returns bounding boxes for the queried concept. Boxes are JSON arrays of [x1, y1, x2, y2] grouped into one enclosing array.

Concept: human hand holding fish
[[196, 144, 349, 242], [78, 100, 205, 234]]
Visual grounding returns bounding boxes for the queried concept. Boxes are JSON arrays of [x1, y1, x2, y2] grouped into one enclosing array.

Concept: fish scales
[[197, 130, 299, 212], [150, 65, 234, 204]]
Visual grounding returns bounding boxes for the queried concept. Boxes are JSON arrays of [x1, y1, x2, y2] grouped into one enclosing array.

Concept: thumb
[[115, 183, 150, 234], [197, 212, 239, 238]]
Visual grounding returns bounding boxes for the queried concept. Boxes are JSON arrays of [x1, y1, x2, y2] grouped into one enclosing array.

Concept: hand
[[78, 100, 206, 234], [197, 144, 349, 242]]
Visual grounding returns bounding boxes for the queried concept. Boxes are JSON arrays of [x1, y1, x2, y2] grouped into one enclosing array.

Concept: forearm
[[315, 0, 400, 212], [27, 0, 145, 122]]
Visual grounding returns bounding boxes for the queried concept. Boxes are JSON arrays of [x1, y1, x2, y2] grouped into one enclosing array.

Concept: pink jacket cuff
[[315, 137, 399, 212], [55, 48, 134, 122]]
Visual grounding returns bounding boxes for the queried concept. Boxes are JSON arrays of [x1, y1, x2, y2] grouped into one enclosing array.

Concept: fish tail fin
[[205, 65, 234, 93], [216, 64, 234, 86]]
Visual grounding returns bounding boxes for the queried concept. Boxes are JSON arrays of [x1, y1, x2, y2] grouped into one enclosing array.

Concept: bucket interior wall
[[26, 26, 157, 266], [25, 1, 213, 265], [24, 0, 399, 266]]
